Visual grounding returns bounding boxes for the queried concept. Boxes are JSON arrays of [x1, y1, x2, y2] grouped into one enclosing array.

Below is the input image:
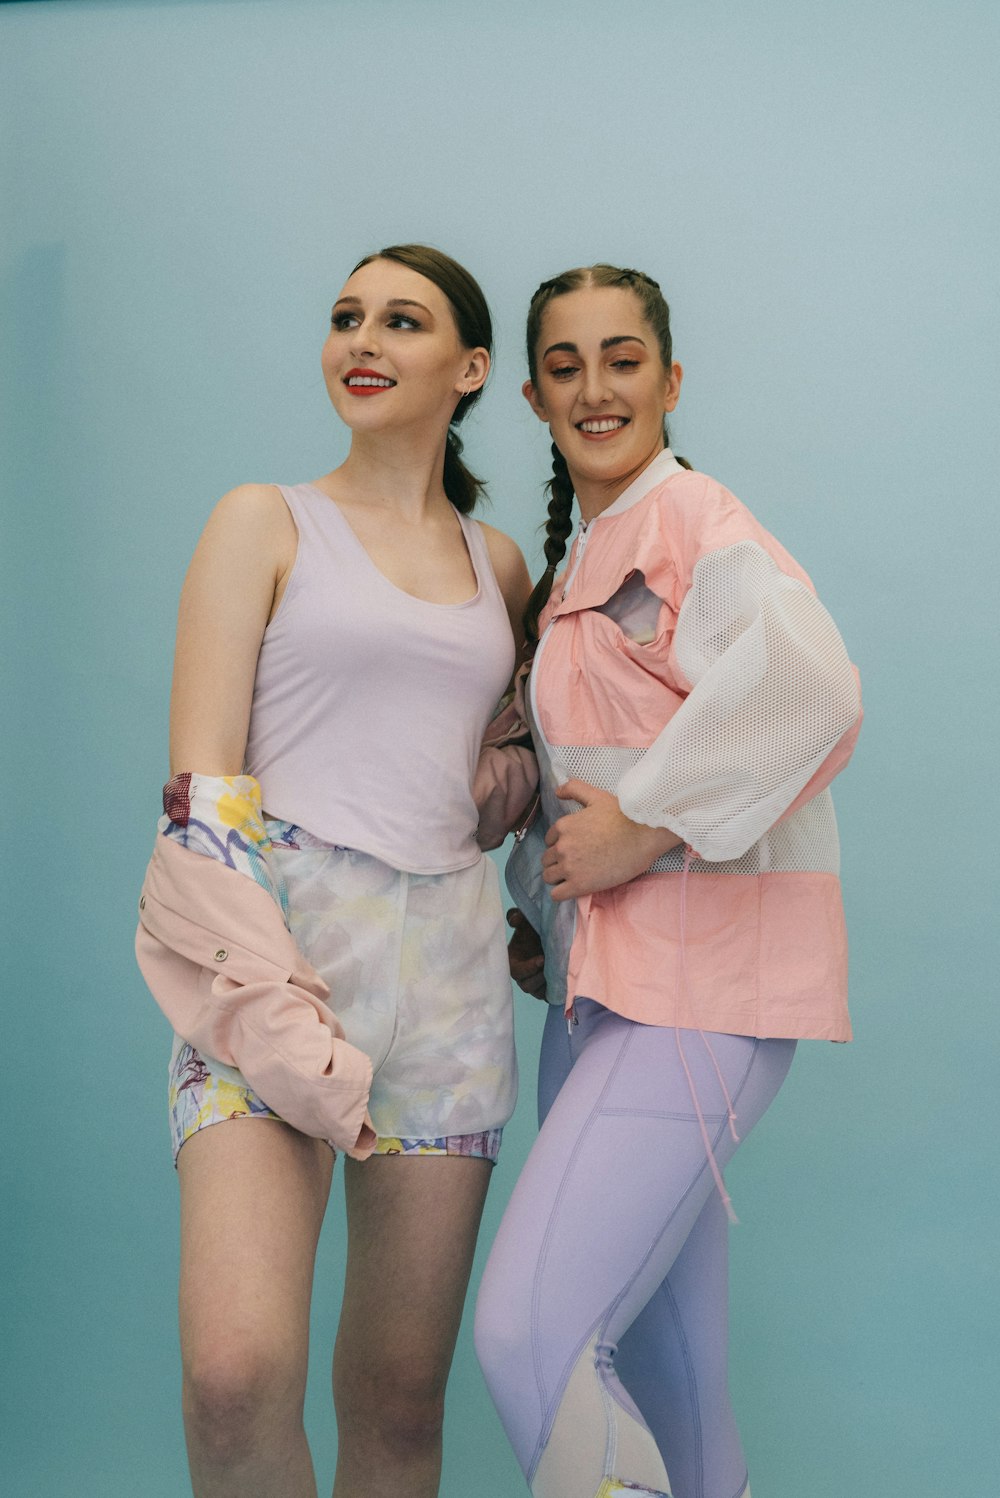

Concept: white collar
[[582, 448, 684, 528]]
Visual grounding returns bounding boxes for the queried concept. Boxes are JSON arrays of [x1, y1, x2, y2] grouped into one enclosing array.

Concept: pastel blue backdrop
[[3, 1, 997, 1494]]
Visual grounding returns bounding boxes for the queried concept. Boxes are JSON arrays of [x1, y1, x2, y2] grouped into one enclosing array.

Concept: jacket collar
[[583, 447, 684, 528]]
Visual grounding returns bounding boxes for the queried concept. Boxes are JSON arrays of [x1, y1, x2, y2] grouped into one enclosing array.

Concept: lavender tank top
[[244, 484, 515, 874]]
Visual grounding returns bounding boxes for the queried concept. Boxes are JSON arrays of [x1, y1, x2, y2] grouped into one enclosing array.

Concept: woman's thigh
[[334, 1153, 493, 1406], [537, 1002, 574, 1125], [178, 1118, 334, 1391]]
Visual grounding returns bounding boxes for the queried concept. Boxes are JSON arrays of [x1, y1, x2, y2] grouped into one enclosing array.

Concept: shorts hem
[[171, 1111, 503, 1167]]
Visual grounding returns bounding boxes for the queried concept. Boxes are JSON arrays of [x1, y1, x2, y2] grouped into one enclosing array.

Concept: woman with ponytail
[[476, 265, 862, 1498], [136, 245, 534, 1497]]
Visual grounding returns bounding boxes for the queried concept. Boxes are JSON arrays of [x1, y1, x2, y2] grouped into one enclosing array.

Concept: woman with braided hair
[[475, 265, 862, 1498]]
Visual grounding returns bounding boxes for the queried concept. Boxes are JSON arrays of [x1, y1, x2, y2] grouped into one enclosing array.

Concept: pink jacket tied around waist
[[136, 771, 381, 1154]]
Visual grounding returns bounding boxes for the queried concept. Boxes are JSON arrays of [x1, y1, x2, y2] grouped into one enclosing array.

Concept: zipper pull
[[512, 794, 540, 843], [566, 1002, 578, 1035]]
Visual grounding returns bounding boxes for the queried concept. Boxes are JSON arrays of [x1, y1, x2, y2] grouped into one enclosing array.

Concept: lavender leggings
[[475, 1000, 795, 1498]]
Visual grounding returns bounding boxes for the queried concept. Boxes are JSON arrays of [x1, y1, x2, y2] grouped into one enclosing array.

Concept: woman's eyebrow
[[542, 335, 647, 357], [387, 298, 433, 315], [331, 295, 433, 315]]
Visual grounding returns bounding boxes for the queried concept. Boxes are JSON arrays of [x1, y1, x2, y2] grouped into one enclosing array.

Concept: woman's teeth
[[347, 376, 395, 387], [579, 418, 627, 433]]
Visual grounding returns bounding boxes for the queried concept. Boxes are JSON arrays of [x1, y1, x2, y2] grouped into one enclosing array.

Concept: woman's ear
[[522, 379, 548, 421], [457, 347, 490, 396], [663, 362, 683, 413]]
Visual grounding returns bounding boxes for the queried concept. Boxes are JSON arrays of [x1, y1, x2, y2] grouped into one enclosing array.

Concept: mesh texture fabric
[[613, 540, 859, 863], [549, 744, 840, 875]]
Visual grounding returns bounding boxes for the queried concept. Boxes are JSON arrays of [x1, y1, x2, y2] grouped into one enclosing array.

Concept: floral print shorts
[[167, 817, 515, 1166]]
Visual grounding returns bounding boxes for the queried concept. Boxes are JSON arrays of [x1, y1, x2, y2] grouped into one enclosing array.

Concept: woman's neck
[[573, 441, 667, 525], [325, 427, 453, 519]]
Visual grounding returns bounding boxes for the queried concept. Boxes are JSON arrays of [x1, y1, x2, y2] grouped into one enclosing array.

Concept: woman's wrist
[[622, 811, 683, 862]]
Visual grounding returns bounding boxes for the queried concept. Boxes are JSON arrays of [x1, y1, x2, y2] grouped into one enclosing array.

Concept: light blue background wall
[[3, 1, 997, 1494]]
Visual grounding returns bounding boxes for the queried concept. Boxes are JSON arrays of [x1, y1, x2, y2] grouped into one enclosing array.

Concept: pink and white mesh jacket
[[507, 450, 862, 1042]]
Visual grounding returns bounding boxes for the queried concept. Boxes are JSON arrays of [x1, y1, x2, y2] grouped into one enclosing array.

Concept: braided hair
[[522, 265, 692, 643], [522, 443, 575, 643]]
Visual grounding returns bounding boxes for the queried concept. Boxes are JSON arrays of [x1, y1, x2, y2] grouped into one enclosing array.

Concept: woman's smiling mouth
[[344, 367, 397, 394], [577, 416, 630, 437]]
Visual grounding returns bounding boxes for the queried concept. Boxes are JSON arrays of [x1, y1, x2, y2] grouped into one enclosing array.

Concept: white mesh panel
[[765, 789, 841, 874], [614, 541, 859, 864], [545, 744, 840, 875]]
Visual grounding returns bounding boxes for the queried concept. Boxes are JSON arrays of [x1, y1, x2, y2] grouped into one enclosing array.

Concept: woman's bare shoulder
[[195, 483, 297, 565], [476, 520, 530, 587], [208, 482, 295, 530]]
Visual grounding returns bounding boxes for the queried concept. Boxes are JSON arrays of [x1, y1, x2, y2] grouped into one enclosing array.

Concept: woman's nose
[[580, 367, 612, 406], [350, 320, 380, 359]]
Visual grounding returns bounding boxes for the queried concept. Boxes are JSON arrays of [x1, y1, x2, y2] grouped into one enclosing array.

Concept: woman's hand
[[507, 909, 546, 1000], [542, 780, 682, 901]]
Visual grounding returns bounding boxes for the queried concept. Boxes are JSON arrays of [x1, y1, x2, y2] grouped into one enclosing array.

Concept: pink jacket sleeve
[[473, 665, 539, 851], [617, 539, 862, 861], [136, 833, 376, 1158]]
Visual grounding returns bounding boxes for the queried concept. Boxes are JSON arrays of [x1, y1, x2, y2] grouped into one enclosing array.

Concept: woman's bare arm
[[169, 484, 297, 775]]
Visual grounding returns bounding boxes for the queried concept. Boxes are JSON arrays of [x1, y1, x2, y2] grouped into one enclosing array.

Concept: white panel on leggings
[[614, 541, 859, 863]]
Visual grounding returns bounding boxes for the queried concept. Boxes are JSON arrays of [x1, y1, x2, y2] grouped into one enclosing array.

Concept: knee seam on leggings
[[527, 1035, 766, 1486], [527, 1024, 643, 1477], [658, 1275, 705, 1498], [587, 1042, 767, 1479], [528, 1103, 730, 1485]]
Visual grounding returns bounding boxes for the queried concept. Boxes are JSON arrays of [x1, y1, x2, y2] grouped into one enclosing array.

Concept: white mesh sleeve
[[615, 540, 860, 861]]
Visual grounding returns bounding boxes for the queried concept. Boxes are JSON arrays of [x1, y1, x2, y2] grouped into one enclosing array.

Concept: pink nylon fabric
[[519, 458, 860, 1042]]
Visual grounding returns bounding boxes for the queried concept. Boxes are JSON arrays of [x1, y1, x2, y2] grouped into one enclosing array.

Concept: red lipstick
[[343, 367, 396, 396]]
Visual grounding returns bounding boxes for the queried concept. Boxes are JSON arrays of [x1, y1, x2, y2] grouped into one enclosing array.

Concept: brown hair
[[351, 244, 492, 514], [522, 264, 692, 643]]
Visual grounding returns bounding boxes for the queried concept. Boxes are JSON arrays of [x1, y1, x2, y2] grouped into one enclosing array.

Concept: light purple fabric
[[475, 1001, 795, 1497], [244, 484, 514, 873]]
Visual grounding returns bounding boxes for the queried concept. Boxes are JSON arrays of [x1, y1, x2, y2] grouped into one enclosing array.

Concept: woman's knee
[[473, 1266, 533, 1403], [182, 1334, 306, 1458], [334, 1355, 446, 1456]]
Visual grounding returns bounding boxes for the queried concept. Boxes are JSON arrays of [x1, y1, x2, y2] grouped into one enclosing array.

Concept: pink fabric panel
[[565, 871, 851, 1042]]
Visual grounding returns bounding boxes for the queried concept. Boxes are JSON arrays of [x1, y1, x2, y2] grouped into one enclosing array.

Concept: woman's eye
[[388, 314, 421, 330], [611, 358, 640, 371], [330, 312, 359, 330], [550, 364, 579, 379]]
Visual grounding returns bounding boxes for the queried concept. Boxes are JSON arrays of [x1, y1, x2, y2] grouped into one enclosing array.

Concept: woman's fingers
[[506, 908, 547, 999]]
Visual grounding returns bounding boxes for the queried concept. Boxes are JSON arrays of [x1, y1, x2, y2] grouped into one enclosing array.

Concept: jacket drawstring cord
[[675, 845, 741, 1225]]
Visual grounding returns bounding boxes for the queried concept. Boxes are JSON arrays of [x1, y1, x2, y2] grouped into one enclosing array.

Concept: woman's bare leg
[[178, 1119, 334, 1498], [332, 1154, 492, 1498]]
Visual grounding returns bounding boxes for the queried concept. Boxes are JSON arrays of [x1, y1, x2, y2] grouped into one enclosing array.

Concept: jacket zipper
[[560, 520, 590, 599]]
